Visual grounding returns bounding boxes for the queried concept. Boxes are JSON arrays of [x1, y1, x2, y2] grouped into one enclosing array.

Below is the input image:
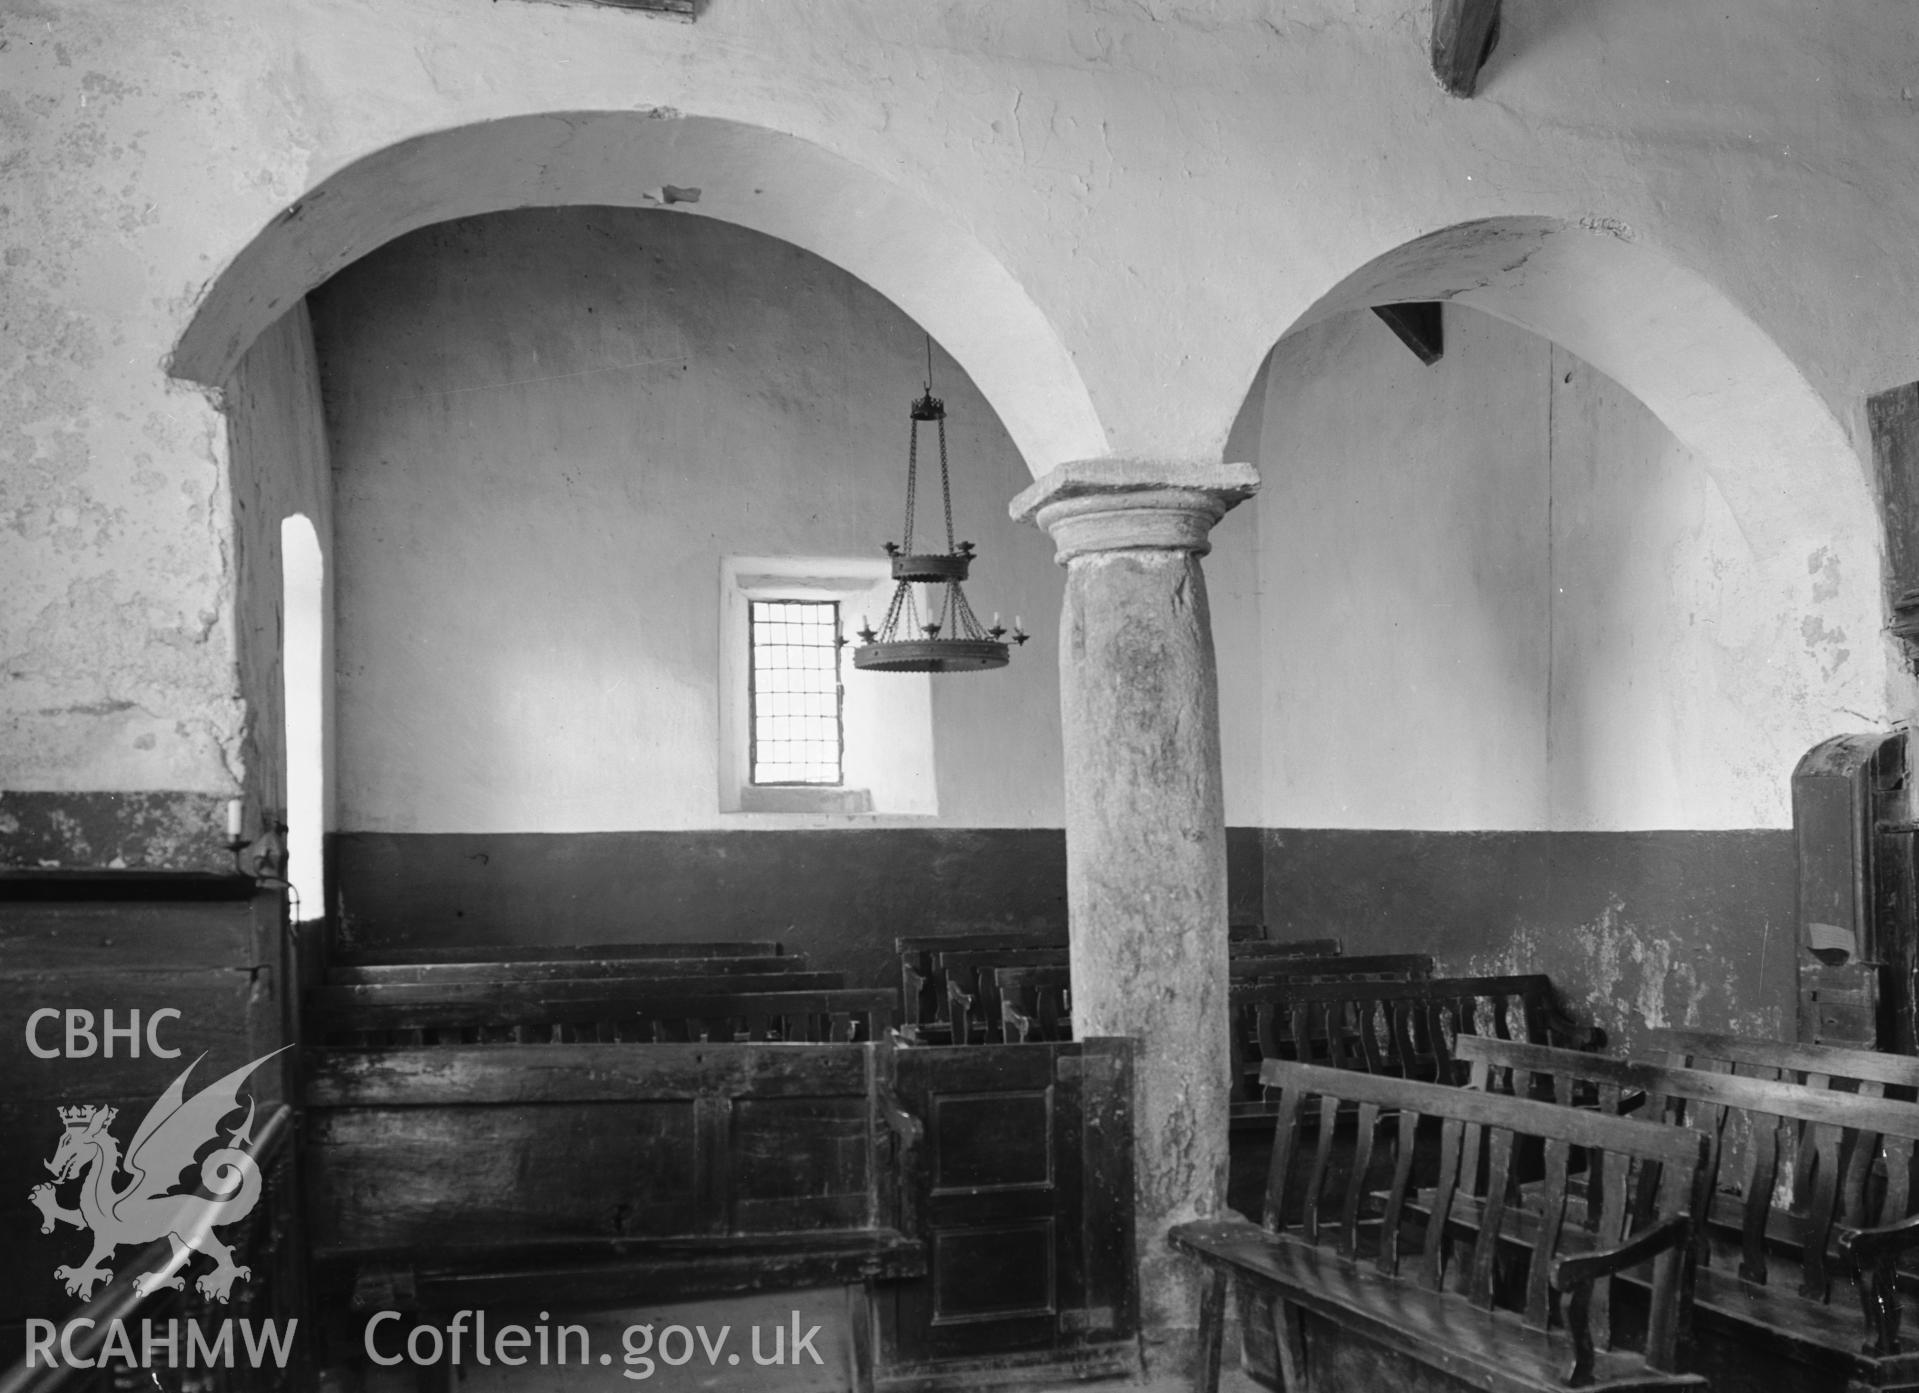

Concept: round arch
[[1283, 216, 1866, 512], [169, 111, 1107, 477], [1240, 214, 1891, 831]]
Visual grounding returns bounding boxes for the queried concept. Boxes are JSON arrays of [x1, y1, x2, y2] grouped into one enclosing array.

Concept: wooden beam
[[1372, 303, 1445, 366], [1431, 0, 1501, 97]]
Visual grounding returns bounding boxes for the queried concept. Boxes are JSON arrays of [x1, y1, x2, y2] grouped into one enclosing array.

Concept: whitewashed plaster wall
[[1, 0, 1909, 834], [1257, 304, 1832, 831], [224, 304, 334, 835], [314, 209, 1093, 832]]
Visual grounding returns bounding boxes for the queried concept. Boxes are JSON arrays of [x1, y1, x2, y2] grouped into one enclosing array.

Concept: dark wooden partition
[[878, 1039, 1137, 1391]]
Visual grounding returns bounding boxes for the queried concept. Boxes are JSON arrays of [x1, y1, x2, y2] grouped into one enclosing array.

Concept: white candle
[[1014, 616, 1024, 632], [991, 613, 1001, 629], [225, 798, 245, 839]]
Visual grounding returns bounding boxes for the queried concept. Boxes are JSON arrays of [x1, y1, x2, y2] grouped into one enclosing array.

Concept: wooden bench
[[328, 952, 810, 985], [1456, 1033, 1919, 1391], [306, 1041, 925, 1314], [307, 981, 895, 1045], [1171, 1059, 1707, 1392]]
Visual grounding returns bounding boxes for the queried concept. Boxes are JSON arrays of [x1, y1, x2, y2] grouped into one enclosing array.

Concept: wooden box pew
[[1172, 1059, 1708, 1393], [304, 1041, 926, 1321], [1228, 973, 1600, 1123], [1455, 1033, 1919, 1391], [328, 952, 810, 986], [307, 980, 895, 1047], [335, 939, 785, 967]]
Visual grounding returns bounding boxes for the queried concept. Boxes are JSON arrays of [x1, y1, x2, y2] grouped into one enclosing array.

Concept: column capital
[[1009, 458, 1259, 563]]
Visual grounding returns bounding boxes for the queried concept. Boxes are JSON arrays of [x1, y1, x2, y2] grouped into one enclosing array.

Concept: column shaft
[[1012, 458, 1257, 1364]]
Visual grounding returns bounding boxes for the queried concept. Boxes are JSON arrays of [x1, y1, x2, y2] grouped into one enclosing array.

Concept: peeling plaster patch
[[0, 790, 230, 870], [1808, 544, 1842, 602], [1800, 613, 1851, 676], [1577, 215, 1635, 240]]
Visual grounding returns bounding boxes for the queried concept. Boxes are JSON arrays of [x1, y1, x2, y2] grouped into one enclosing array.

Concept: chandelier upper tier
[[851, 344, 1028, 674]]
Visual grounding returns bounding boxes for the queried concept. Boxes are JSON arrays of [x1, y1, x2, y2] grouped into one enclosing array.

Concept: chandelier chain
[[902, 414, 920, 551], [938, 417, 955, 552]]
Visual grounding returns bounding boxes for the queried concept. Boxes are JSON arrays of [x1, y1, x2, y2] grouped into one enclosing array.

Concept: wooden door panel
[[880, 1039, 1135, 1387]]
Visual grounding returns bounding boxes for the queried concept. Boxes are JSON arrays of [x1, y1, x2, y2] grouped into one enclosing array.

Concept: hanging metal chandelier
[[851, 345, 1028, 673]]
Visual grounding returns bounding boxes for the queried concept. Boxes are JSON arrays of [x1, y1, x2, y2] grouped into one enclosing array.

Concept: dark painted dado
[[0, 791, 234, 872], [1262, 828, 1798, 1051], [331, 827, 1269, 989], [331, 826, 1791, 1045]]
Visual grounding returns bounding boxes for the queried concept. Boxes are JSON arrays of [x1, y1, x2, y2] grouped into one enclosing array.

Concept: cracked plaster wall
[[1258, 304, 1865, 831], [224, 301, 333, 842], [3, 0, 1914, 863]]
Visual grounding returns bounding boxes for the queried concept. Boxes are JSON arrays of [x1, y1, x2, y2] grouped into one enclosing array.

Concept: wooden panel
[[732, 1096, 872, 1230], [339, 939, 783, 965], [309, 1101, 701, 1256], [883, 1041, 1135, 1380], [330, 954, 806, 984], [931, 1091, 1052, 1192], [933, 1221, 1057, 1324], [305, 1040, 872, 1104], [303, 1042, 899, 1281]]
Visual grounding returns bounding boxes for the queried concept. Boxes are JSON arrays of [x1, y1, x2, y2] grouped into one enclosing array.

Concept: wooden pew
[[328, 952, 809, 985], [897, 931, 1337, 1038], [1639, 1026, 1919, 1095], [1171, 1060, 1707, 1393], [336, 939, 784, 966], [1227, 972, 1593, 1120], [897, 932, 1066, 1037], [305, 1041, 925, 1312], [1455, 1034, 1919, 1391], [308, 980, 895, 1045], [992, 954, 1435, 1048], [997, 964, 1071, 1043], [925, 936, 1350, 1044]]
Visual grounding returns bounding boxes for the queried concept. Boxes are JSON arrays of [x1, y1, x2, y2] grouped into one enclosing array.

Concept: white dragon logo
[[29, 1048, 287, 1303]]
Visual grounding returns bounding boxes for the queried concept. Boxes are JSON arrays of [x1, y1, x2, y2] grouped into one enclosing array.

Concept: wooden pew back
[[1173, 1059, 1707, 1389], [308, 981, 893, 1045], [1456, 1033, 1919, 1363], [1228, 972, 1589, 1115], [995, 964, 1072, 1043]]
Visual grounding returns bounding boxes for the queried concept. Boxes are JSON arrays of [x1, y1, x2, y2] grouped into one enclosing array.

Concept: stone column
[[1010, 458, 1258, 1367]]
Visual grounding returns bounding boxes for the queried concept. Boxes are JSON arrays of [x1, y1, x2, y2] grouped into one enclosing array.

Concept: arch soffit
[[1277, 217, 1862, 512], [169, 111, 1108, 479]]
